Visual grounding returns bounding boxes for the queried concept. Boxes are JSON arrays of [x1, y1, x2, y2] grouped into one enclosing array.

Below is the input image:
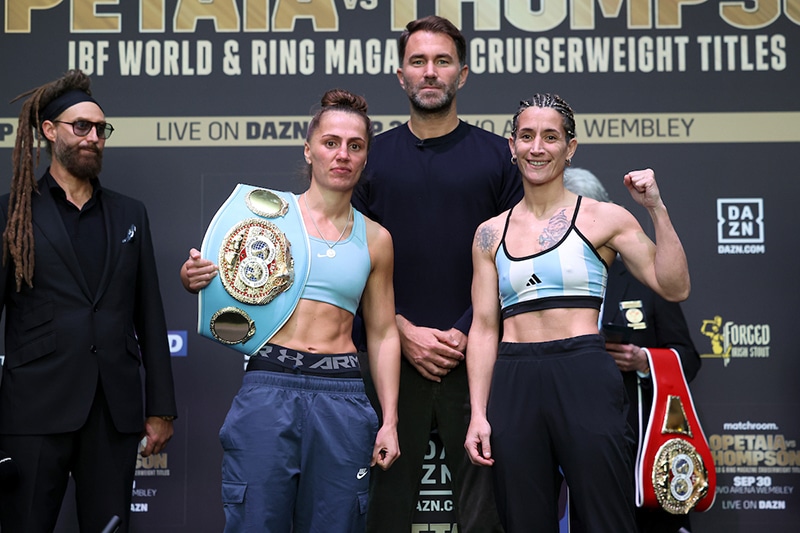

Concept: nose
[[336, 144, 350, 160], [423, 60, 437, 78], [85, 125, 101, 142], [530, 136, 544, 153]]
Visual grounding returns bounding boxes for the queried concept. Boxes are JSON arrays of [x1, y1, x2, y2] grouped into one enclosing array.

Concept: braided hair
[[4, 69, 94, 291], [510, 93, 576, 141]]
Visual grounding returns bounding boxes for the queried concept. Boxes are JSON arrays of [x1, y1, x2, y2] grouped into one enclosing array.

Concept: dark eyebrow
[[518, 126, 561, 135], [66, 117, 107, 124], [320, 134, 366, 143], [408, 52, 454, 62]]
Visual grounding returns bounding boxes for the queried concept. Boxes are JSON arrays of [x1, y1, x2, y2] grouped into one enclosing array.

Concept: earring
[[511, 155, 517, 164]]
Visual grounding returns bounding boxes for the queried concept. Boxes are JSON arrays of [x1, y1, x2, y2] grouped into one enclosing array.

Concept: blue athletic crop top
[[495, 196, 608, 319], [301, 208, 371, 315]]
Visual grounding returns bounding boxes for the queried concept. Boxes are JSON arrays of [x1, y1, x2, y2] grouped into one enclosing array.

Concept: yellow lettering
[[5, 0, 61, 33], [506, 0, 567, 32], [244, 0, 270, 31], [174, 0, 240, 32], [140, 0, 165, 32], [571, 0, 653, 30], [72, 0, 120, 32], [437, 0, 501, 30], [391, 0, 416, 31], [787, 0, 800, 24], [273, 0, 338, 31], [720, 0, 781, 29], [657, 0, 705, 29]]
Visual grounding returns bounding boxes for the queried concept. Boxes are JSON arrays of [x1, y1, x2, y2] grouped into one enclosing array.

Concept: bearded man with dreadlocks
[[0, 70, 177, 533]]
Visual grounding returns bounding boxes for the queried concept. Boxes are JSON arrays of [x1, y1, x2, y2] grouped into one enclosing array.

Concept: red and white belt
[[635, 348, 716, 514]]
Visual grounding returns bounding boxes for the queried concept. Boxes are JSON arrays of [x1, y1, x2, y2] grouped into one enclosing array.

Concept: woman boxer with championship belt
[[464, 93, 690, 533], [180, 89, 400, 533]]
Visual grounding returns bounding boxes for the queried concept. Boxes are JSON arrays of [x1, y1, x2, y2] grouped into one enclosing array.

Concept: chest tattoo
[[538, 209, 570, 248]]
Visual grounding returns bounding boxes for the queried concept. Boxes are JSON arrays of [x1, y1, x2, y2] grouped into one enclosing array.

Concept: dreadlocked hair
[[4, 69, 93, 291]]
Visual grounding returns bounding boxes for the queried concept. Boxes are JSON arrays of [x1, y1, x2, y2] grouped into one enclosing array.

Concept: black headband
[[39, 89, 102, 123]]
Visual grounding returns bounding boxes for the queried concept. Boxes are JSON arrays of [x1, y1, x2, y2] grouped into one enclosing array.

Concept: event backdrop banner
[[1, 1, 798, 532]]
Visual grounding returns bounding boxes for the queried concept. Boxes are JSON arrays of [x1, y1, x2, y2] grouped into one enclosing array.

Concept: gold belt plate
[[218, 218, 294, 305], [651, 438, 710, 514]]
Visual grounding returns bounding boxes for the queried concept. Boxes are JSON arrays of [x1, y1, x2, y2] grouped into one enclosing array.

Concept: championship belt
[[635, 348, 716, 513], [198, 185, 310, 355]]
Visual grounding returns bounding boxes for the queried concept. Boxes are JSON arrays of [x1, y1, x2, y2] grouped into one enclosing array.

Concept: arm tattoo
[[476, 225, 499, 253], [538, 209, 569, 248]]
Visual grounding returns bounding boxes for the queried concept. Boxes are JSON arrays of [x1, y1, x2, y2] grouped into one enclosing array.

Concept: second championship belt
[[635, 348, 717, 514], [197, 185, 310, 355]]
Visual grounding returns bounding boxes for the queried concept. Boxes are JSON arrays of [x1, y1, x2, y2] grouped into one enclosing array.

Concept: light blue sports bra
[[495, 196, 608, 319], [301, 208, 371, 315]]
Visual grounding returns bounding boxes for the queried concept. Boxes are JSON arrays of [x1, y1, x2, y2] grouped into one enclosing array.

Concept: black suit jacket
[[603, 259, 701, 441], [0, 174, 176, 435]]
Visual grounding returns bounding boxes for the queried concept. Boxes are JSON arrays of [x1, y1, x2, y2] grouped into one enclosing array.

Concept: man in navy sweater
[[352, 15, 522, 533]]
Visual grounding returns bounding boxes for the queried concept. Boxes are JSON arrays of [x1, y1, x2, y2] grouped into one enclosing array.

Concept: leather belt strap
[[198, 185, 310, 355], [635, 347, 717, 514]]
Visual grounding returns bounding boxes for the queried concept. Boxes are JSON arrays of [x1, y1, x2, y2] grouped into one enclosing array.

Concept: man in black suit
[[0, 70, 177, 533], [565, 168, 701, 533]]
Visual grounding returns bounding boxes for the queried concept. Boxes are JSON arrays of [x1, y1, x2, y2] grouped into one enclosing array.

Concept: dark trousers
[[569, 483, 693, 533], [0, 384, 140, 533], [489, 336, 638, 533], [220, 370, 376, 532], [364, 358, 503, 533]]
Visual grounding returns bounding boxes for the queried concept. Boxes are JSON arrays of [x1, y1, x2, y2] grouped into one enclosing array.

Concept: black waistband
[[246, 344, 362, 378], [502, 295, 602, 320]]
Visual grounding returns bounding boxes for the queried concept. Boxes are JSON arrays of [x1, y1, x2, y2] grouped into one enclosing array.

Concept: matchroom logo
[[717, 198, 765, 254]]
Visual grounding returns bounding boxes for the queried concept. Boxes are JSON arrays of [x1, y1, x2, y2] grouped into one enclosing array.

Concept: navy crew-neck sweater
[[352, 120, 522, 333]]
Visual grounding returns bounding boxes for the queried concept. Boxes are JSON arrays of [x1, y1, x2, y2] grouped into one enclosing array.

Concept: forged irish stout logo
[[699, 315, 771, 367], [716, 198, 765, 254]]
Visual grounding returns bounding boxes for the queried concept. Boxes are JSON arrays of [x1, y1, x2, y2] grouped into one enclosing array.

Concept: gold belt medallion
[[210, 307, 256, 345], [651, 438, 710, 514], [218, 218, 294, 305]]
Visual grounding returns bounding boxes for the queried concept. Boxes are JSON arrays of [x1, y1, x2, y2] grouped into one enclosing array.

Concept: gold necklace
[[302, 193, 352, 258]]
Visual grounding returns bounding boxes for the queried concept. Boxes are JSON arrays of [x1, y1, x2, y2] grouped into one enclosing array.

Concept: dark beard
[[409, 93, 454, 115], [405, 80, 457, 115], [54, 138, 103, 180]]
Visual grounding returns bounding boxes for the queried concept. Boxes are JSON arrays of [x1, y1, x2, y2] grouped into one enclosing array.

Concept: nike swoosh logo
[[356, 468, 368, 479]]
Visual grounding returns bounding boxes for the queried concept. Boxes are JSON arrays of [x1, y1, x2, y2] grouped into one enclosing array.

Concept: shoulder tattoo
[[476, 224, 500, 253]]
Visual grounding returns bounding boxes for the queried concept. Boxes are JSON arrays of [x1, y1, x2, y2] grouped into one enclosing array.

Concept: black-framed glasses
[[53, 120, 114, 139]]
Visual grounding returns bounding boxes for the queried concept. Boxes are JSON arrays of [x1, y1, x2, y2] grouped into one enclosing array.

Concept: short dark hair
[[398, 16, 466, 67]]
